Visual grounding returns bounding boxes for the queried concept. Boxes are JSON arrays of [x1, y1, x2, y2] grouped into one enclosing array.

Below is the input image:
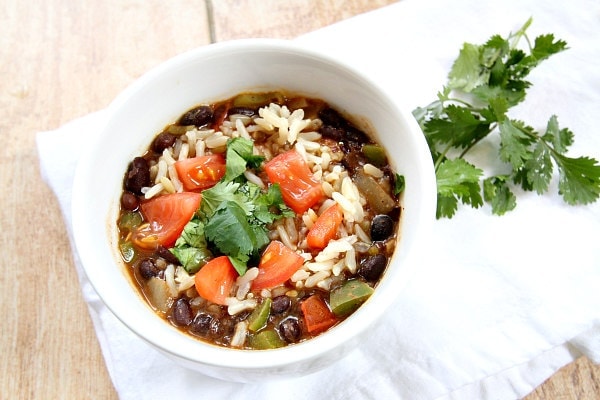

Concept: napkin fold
[[37, 0, 600, 398]]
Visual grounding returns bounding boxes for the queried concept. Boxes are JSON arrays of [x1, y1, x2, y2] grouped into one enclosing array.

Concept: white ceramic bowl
[[71, 39, 436, 382]]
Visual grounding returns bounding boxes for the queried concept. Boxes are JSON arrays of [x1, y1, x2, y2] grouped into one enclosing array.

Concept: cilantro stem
[[433, 143, 454, 171], [510, 17, 533, 50], [458, 123, 497, 159]]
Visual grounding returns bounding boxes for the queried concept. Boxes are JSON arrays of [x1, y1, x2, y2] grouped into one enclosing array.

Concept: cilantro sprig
[[171, 137, 293, 275], [413, 18, 600, 218]]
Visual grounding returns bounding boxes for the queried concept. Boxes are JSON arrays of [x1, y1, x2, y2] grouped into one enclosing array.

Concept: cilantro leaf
[[531, 34, 568, 62], [224, 137, 265, 181], [228, 256, 249, 277], [435, 159, 483, 218], [542, 115, 573, 154], [200, 181, 253, 217], [498, 119, 535, 169], [448, 43, 489, 92], [554, 154, 600, 205], [171, 246, 212, 274], [481, 35, 509, 69], [174, 219, 206, 248], [394, 174, 406, 195], [424, 105, 490, 149], [249, 183, 294, 224], [171, 219, 212, 273], [204, 201, 255, 263], [483, 175, 517, 215], [522, 142, 554, 194]]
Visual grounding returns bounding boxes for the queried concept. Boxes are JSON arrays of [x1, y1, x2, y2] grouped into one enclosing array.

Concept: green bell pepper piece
[[330, 279, 374, 317], [247, 298, 272, 332], [250, 329, 285, 350]]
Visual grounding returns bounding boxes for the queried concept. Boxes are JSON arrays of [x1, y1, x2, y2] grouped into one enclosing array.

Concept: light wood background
[[1, 0, 598, 399]]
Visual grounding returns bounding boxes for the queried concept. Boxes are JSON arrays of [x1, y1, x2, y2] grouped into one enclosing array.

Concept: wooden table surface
[[1, 1, 598, 399]]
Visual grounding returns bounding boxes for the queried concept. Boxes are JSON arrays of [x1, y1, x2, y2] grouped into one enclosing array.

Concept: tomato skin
[[264, 150, 324, 214], [306, 203, 344, 250], [174, 154, 226, 192], [300, 294, 337, 334], [133, 192, 201, 249], [251, 240, 304, 291], [194, 256, 237, 305]]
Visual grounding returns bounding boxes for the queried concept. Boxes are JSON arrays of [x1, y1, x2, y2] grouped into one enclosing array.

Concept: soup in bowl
[[71, 39, 436, 382]]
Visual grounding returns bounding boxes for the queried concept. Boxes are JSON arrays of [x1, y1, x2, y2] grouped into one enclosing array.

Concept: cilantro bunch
[[413, 18, 600, 218], [171, 137, 293, 275]]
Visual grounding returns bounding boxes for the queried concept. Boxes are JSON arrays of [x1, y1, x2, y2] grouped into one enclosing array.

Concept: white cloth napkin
[[36, 0, 600, 398]]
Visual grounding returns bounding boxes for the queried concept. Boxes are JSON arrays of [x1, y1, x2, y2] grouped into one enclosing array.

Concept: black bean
[[358, 254, 387, 282], [279, 317, 302, 343], [319, 108, 369, 144], [152, 132, 176, 153], [371, 214, 395, 242], [120, 191, 139, 211], [179, 105, 213, 127], [190, 312, 213, 335], [155, 245, 180, 265], [138, 258, 159, 280], [271, 295, 291, 315], [124, 157, 150, 195], [346, 127, 369, 144], [319, 125, 345, 141], [172, 298, 193, 326], [228, 107, 256, 117], [318, 107, 346, 128]]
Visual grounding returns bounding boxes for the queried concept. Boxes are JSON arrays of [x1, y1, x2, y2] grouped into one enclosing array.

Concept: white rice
[[155, 159, 168, 183], [162, 148, 177, 165], [205, 132, 228, 148], [159, 176, 175, 194], [235, 267, 259, 300], [167, 165, 183, 192], [195, 139, 205, 157], [164, 264, 178, 297], [304, 270, 331, 288], [285, 218, 298, 243], [226, 297, 257, 316], [175, 266, 195, 291], [243, 170, 265, 188], [276, 224, 295, 250], [235, 118, 251, 140], [144, 183, 164, 199], [364, 163, 384, 178], [354, 223, 371, 244], [230, 321, 248, 348]]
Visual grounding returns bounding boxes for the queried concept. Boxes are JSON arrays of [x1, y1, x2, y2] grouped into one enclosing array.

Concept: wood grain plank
[[525, 357, 600, 400], [211, 0, 399, 40], [0, 1, 211, 399]]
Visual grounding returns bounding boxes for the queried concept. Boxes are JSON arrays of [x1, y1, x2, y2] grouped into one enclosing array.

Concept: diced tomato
[[264, 150, 324, 214], [174, 154, 226, 192], [300, 294, 338, 334], [194, 256, 237, 305], [306, 203, 343, 250], [251, 240, 304, 291], [132, 192, 201, 249]]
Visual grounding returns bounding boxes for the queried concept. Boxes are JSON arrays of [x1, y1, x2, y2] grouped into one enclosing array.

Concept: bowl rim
[[71, 38, 437, 372]]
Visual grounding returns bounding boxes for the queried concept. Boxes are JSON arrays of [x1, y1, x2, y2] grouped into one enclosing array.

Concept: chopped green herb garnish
[[171, 137, 294, 275], [393, 173, 406, 196]]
